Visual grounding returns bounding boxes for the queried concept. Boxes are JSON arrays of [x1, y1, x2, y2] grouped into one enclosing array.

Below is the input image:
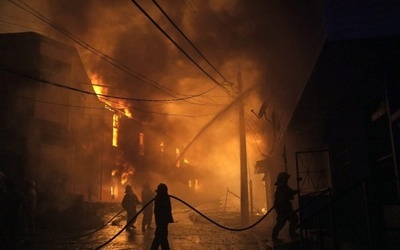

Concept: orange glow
[[112, 114, 119, 147], [90, 73, 133, 119], [176, 148, 180, 167], [139, 133, 144, 156], [90, 73, 107, 102], [111, 170, 117, 176], [121, 173, 128, 185], [124, 108, 133, 118], [121, 167, 134, 185], [184, 158, 189, 164], [160, 142, 164, 153]]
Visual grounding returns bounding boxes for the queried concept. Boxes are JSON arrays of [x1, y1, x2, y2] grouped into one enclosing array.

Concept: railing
[[293, 177, 400, 249]]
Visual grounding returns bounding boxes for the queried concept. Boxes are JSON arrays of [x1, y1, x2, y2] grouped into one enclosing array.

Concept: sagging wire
[[169, 195, 275, 232], [93, 195, 276, 249], [130, 0, 231, 96]]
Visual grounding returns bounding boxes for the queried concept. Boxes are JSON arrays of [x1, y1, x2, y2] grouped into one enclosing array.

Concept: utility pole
[[237, 64, 249, 226]]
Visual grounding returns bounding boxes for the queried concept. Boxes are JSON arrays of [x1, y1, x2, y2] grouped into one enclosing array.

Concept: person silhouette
[[122, 184, 141, 231], [150, 183, 174, 250], [271, 172, 299, 244], [141, 182, 154, 232]]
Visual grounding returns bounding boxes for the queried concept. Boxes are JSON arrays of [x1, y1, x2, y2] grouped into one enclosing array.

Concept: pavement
[[18, 196, 305, 250]]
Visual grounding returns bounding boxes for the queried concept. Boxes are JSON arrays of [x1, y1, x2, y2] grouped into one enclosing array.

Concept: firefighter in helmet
[[271, 172, 299, 244]]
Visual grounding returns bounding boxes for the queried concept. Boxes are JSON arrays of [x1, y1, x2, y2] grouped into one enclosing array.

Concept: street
[[23, 198, 274, 250]]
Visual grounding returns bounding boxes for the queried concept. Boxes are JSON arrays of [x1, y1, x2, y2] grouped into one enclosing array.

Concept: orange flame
[[90, 73, 107, 102], [90, 73, 133, 119]]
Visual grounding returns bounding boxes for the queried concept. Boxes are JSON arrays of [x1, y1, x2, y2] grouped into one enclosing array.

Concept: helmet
[[125, 184, 133, 193], [156, 183, 168, 194], [275, 172, 290, 184]]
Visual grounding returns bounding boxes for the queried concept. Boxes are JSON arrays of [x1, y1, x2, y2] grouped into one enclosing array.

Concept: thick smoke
[[0, 0, 323, 207]]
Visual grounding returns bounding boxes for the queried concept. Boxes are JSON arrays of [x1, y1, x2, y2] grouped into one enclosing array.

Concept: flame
[[90, 73, 133, 119], [90, 73, 107, 102], [120, 163, 135, 185], [176, 148, 180, 168], [124, 108, 133, 118], [121, 173, 130, 185], [184, 158, 189, 164], [112, 114, 119, 147]]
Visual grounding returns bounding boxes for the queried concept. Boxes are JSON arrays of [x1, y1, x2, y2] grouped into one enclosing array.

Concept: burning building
[[112, 115, 203, 201], [0, 32, 115, 210]]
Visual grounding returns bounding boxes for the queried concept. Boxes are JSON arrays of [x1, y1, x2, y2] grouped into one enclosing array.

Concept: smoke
[[1, 0, 324, 208]]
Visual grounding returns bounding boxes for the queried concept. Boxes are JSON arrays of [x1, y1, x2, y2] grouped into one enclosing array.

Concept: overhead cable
[[7, 0, 214, 100], [130, 0, 231, 95], [152, 0, 231, 85], [0, 67, 215, 102]]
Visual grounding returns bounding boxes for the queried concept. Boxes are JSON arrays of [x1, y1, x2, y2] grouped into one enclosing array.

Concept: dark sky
[[0, 0, 323, 196]]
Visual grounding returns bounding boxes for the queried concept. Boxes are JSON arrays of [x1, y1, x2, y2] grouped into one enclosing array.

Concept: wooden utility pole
[[237, 65, 249, 226]]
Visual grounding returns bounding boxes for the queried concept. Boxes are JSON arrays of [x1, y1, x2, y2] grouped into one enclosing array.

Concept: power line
[[1, 70, 220, 118], [0, 67, 215, 102], [152, 0, 229, 83], [12, 94, 105, 110], [130, 0, 231, 95], [7, 0, 214, 101]]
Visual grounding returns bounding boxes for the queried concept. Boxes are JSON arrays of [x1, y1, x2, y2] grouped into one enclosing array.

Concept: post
[[237, 64, 249, 226], [249, 178, 254, 221]]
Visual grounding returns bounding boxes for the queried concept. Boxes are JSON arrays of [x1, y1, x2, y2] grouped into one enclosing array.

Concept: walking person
[[271, 172, 299, 244], [122, 184, 141, 231], [141, 182, 154, 232], [151, 183, 174, 250]]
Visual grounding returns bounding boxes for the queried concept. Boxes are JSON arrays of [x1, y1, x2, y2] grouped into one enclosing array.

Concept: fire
[[176, 148, 180, 167], [90, 73, 133, 119], [110, 186, 115, 199], [124, 108, 133, 118], [160, 142, 164, 153], [112, 114, 119, 147], [121, 172, 130, 185], [90, 73, 107, 102], [121, 163, 135, 185]]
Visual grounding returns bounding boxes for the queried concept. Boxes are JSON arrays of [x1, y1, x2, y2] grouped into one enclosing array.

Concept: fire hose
[[93, 195, 276, 249]]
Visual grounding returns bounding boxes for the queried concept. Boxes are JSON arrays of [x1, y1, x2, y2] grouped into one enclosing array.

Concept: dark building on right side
[[284, 1, 400, 248]]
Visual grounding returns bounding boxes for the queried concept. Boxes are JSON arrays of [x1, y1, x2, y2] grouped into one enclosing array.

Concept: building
[[0, 32, 114, 206], [258, 1, 400, 248]]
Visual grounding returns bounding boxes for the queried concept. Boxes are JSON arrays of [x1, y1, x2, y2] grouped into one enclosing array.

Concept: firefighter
[[141, 182, 154, 232], [271, 172, 299, 244], [151, 183, 174, 250], [122, 184, 141, 231]]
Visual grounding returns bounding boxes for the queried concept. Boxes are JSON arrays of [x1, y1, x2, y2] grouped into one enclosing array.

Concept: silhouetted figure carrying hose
[[122, 184, 141, 232], [151, 183, 174, 250], [271, 172, 299, 244]]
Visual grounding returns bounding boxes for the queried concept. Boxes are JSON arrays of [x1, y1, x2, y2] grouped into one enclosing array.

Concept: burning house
[[0, 32, 116, 224], [112, 115, 203, 201]]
